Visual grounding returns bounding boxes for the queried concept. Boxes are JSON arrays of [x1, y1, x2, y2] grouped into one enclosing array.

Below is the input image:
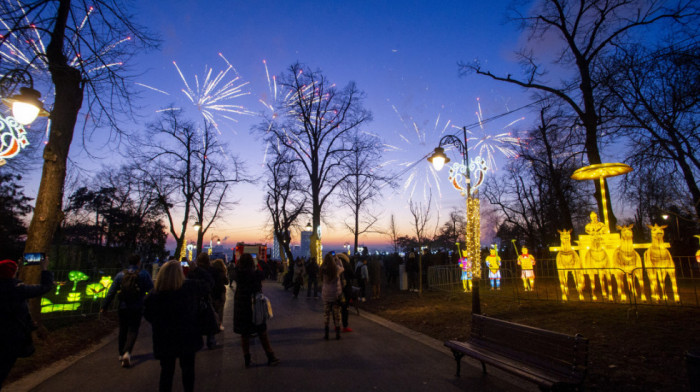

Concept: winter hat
[[0, 259, 18, 279]]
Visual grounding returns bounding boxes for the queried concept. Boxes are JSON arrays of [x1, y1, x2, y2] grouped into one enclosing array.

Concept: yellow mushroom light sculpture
[[571, 163, 633, 232]]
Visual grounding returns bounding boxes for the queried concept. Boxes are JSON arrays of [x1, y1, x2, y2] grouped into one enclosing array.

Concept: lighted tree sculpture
[[68, 270, 89, 292], [644, 224, 680, 303]]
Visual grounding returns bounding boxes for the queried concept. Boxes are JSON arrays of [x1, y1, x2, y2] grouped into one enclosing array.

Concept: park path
[[10, 280, 534, 392]]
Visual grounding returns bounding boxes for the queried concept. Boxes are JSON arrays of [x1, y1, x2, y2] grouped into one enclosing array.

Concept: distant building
[[272, 233, 287, 260]]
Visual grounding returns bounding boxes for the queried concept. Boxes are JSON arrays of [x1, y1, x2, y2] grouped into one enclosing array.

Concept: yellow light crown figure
[[612, 225, 646, 302], [484, 245, 501, 290], [644, 224, 680, 303], [458, 256, 472, 292], [517, 246, 536, 291], [553, 229, 584, 301]]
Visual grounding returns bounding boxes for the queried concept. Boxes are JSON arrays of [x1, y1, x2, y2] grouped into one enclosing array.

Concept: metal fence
[[40, 268, 124, 319], [428, 256, 700, 308]]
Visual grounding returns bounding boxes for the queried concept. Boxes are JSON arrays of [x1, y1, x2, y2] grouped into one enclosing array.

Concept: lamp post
[[427, 126, 482, 314]]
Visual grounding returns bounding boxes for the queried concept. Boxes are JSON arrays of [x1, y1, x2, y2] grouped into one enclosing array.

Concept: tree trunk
[[22, 0, 83, 323]]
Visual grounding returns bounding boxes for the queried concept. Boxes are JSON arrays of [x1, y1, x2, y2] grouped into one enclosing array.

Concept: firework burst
[[381, 101, 454, 207], [461, 97, 524, 171]]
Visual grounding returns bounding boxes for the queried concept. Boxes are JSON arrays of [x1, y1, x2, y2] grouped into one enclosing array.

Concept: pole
[[464, 126, 481, 315]]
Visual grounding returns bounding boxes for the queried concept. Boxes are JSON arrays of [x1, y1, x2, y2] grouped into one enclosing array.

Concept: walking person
[[292, 257, 305, 299], [187, 253, 219, 348], [144, 261, 203, 392], [406, 249, 419, 292], [320, 252, 344, 340], [368, 257, 382, 300], [101, 254, 153, 368], [355, 258, 369, 302], [0, 258, 54, 389], [337, 253, 354, 333], [306, 257, 319, 298], [233, 253, 279, 368], [210, 258, 229, 330]]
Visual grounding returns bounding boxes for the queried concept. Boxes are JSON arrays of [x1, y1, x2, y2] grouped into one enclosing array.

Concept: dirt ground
[[360, 284, 700, 392]]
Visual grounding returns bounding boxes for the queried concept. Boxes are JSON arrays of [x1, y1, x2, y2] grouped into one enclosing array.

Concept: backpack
[[118, 269, 141, 303], [252, 292, 273, 325]]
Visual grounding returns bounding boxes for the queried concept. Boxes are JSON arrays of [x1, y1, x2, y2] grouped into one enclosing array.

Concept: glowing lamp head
[[427, 147, 450, 171], [2, 87, 50, 125], [305, 222, 312, 231], [193, 221, 201, 231]]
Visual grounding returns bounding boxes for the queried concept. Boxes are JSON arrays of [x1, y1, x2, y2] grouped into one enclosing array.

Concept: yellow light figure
[[644, 224, 680, 303], [552, 229, 584, 301], [458, 256, 472, 292], [517, 246, 535, 291], [571, 163, 633, 233], [611, 225, 646, 302], [484, 245, 501, 290], [583, 233, 611, 301]]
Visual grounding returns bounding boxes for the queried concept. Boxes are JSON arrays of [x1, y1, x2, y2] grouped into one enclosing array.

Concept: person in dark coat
[[0, 258, 54, 389], [233, 253, 279, 367], [100, 254, 153, 368], [210, 258, 228, 330], [187, 253, 218, 348], [306, 257, 319, 298], [144, 260, 203, 392], [336, 253, 355, 333]]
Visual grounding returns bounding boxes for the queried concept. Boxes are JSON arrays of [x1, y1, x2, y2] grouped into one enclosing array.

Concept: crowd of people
[[1, 248, 455, 391]]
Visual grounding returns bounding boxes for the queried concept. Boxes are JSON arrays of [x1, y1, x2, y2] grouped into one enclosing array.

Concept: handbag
[[197, 297, 220, 335], [252, 292, 273, 326]]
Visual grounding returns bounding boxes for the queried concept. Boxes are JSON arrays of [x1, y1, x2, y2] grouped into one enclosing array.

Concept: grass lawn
[[360, 283, 700, 392]]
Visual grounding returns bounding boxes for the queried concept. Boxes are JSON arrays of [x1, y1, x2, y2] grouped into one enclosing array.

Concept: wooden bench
[[444, 314, 588, 391]]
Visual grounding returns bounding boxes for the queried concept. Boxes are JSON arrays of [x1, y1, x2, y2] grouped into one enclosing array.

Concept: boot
[[324, 325, 329, 340], [266, 351, 280, 366], [244, 354, 251, 368], [335, 326, 341, 340]]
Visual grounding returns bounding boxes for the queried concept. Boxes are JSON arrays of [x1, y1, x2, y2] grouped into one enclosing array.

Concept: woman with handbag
[[320, 252, 344, 340], [233, 253, 279, 368], [0, 257, 54, 389], [144, 261, 203, 392]]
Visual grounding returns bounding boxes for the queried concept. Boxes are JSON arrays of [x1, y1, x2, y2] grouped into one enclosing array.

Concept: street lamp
[[193, 221, 202, 231], [427, 126, 483, 314], [1, 69, 50, 125], [305, 221, 312, 232]]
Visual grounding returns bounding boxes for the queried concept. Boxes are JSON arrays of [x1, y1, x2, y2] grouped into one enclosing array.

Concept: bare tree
[[260, 63, 372, 261], [0, 0, 157, 321], [265, 146, 307, 266], [384, 214, 402, 253], [602, 42, 700, 221], [191, 122, 248, 253], [460, 0, 696, 230], [408, 194, 432, 294], [339, 130, 392, 254]]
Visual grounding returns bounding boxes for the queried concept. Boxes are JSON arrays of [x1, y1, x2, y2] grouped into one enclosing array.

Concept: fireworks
[[138, 53, 254, 135], [381, 101, 453, 207], [462, 97, 523, 171]]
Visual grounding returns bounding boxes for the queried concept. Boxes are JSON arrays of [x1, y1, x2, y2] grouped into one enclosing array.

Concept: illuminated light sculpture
[[85, 276, 113, 300], [54, 281, 66, 295], [582, 217, 612, 301], [695, 235, 700, 263], [612, 225, 646, 302], [0, 113, 31, 166], [457, 255, 472, 292], [517, 246, 536, 291], [67, 292, 81, 302], [68, 270, 89, 291], [571, 163, 633, 233], [551, 229, 584, 301], [644, 224, 680, 303], [40, 298, 80, 313], [428, 126, 482, 314], [484, 245, 502, 290]]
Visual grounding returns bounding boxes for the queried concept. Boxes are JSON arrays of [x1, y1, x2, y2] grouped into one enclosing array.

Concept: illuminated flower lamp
[[99, 276, 113, 291], [644, 224, 680, 303], [68, 270, 89, 291], [2, 86, 50, 125], [54, 281, 67, 295], [484, 245, 502, 291], [571, 163, 633, 233]]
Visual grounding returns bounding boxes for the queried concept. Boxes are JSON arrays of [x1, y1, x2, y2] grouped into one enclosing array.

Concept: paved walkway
[[8, 281, 534, 392]]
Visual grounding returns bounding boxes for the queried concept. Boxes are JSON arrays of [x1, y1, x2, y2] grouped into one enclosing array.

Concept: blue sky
[[21, 1, 547, 251]]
